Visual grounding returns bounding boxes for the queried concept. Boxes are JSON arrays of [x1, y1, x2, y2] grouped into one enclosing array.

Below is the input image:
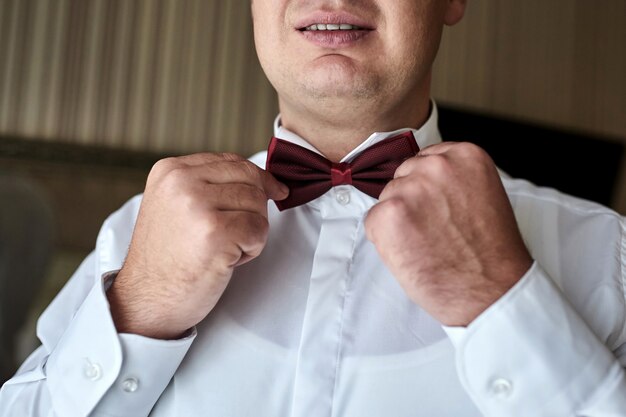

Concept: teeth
[[304, 24, 362, 31]]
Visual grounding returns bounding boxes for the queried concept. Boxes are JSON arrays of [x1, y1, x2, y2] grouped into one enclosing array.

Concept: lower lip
[[299, 30, 373, 48]]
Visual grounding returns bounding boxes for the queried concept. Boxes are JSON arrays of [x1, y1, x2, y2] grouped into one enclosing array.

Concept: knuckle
[[242, 159, 259, 172], [457, 142, 488, 160], [364, 207, 380, 233], [424, 155, 451, 176], [178, 189, 198, 212], [404, 156, 420, 168], [251, 214, 270, 236], [364, 205, 378, 225], [455, 143, 497, 175], [201, 211, 223, 235], [157, 157, 185, 175], [242, 160, 263, 182], [220, 152, 244, 162], [241, 214, 269, 251], [210, 256, 235, 279], [395, 157, 418, 177], [366, 199, 408, 242], [380, 178, 401, 200], [215, 160, 240, 181], [148, 157, 179, 183], [382, 197, 410, 218], [162, 166, 189, 187], [152, 157, 178, 172], [253, 232, 269, 251]]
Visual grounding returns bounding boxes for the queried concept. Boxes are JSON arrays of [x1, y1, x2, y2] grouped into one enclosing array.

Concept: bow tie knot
[[331, 162, 353, 186], [266, 131, 420, 210]]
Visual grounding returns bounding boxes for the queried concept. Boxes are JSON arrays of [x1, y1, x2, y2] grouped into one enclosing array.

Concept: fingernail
[[279, 183, 290, 196]]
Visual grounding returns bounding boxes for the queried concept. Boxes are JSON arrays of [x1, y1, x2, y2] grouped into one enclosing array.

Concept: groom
[[2, 1, 626, 416]]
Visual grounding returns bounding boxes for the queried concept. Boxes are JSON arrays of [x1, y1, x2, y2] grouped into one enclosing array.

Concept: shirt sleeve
[[442, 261, 626, 417], [0, 258, 195, 417]]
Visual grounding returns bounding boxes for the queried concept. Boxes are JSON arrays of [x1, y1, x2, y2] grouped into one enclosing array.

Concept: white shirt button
[[490, 378, 513, 398], [83, 359, 102, 381], [336, 190, 351, 205], [122, 377, 139, 393]]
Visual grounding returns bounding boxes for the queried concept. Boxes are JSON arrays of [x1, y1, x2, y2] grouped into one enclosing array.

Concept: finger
[[204, 183, 269, 217], [394, 151, 451, 179], [364, 201, 383, 243], [219, 211, 270, 266], [364, 197, 406, 244], [393, 142, 475, 181], [379, 175, 423, 202], [415, 141, 460, 157], [176, 152, 247, 166], [239, 162, 290, 202], [184, 161, 289, 201], [419, 142, 492, 164], [149, 153, 248, 184]]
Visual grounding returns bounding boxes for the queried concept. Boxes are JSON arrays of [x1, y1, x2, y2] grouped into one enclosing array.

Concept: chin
[[299, 61, 380, 100]]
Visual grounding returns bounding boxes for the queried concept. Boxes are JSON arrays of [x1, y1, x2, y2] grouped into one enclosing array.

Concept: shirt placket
[[290, 188, 363, 417]]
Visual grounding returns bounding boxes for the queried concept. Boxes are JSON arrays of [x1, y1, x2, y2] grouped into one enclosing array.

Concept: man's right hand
[[107, 153, 289, 339]]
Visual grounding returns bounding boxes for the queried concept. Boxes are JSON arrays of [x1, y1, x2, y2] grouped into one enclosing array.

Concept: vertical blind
[[433, 0, 626, 143], [0, 0, 278, 155]]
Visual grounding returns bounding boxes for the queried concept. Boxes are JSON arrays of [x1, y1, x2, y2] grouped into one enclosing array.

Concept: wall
[[0, 0, 277, 155], [433, 0, 626, 143], [1, 0, 624, 154]]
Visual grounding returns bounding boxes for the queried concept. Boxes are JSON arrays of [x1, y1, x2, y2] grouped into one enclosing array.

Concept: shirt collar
[[273, 100, 442, 163]]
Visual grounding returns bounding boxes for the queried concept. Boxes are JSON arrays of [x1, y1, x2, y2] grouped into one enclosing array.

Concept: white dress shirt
[[2, 104, 626, 417]]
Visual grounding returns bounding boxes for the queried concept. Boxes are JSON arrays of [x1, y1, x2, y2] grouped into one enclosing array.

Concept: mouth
[[299, 23, 368, 32], [295, 12, 375, 48], [295, 11, 375, 32]]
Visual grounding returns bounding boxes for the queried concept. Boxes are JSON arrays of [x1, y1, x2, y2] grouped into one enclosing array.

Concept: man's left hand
[[365, 142, 533, 327]]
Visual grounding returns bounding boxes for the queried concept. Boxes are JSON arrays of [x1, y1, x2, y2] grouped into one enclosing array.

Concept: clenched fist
[[365, 142, 533, 327], [108, 153, 288, 339]]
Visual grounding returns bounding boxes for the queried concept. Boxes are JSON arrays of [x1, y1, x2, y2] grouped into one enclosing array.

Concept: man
[[1, 0, 625, 415]]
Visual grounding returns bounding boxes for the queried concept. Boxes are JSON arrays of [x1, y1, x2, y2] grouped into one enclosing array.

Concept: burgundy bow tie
[[266, 131, 420, 211]]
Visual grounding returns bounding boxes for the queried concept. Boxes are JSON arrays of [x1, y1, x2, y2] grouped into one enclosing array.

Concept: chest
[[149, 204, 482, 417]]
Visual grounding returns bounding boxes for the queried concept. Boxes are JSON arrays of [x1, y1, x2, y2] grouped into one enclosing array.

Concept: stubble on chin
[[293, 64, 382, 101]]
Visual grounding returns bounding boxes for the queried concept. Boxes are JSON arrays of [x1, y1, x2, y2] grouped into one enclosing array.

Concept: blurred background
[[0, 0, 625, 383]]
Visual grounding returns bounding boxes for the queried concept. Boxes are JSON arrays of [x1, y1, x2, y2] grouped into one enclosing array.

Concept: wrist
[[444, 256, 534, 327], [107, 270, 186, 340]]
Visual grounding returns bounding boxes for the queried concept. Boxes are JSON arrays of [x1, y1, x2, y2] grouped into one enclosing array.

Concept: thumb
[[260, 170, 290, 201]]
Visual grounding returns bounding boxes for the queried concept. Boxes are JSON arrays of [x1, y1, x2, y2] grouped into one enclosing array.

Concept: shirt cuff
[[442, 261, 625, 417], [46, 271, 196, 417]]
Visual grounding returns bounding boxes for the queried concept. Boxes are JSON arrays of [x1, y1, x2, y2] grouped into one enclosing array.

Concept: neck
[[278, 93, 431, 162]]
